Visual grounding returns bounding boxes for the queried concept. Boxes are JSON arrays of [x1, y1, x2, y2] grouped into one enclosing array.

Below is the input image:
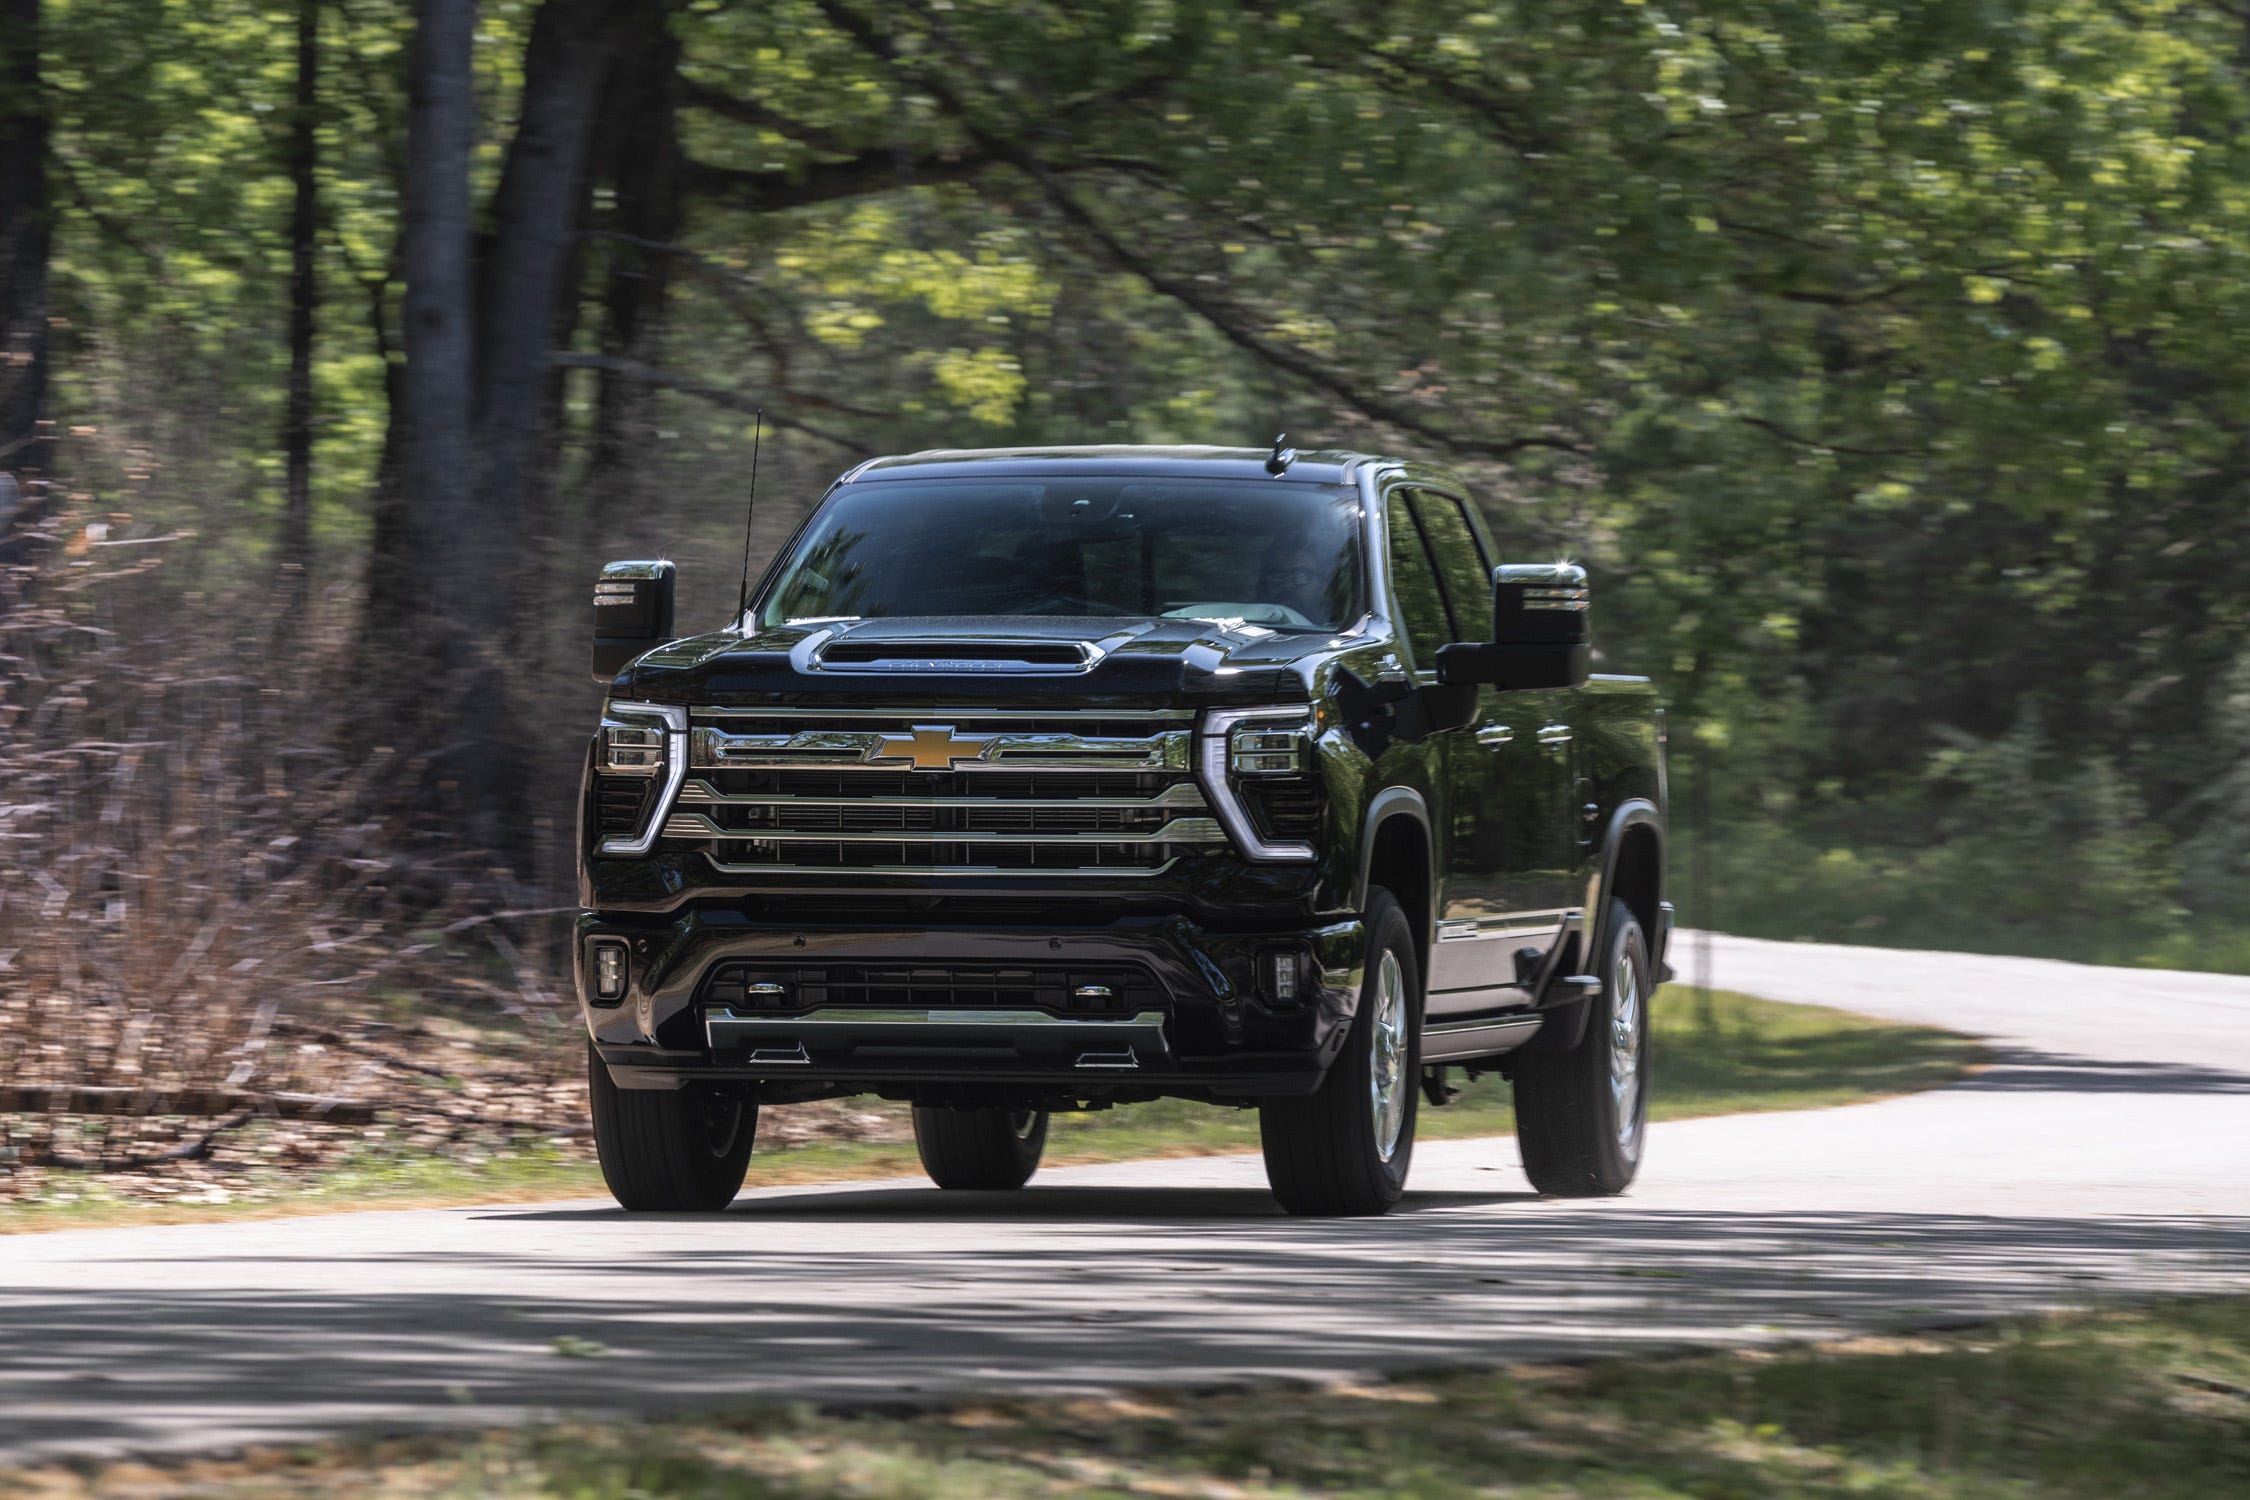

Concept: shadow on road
[[1961, 1048, 2250, 1095], [6, 1205, 2245, 1465], [478, 1184, 1540, 1224]]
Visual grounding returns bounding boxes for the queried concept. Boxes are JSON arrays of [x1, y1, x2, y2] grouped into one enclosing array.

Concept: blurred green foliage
[[26, 0, 2250, 962]]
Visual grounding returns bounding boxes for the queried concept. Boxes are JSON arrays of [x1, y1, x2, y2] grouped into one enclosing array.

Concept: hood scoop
[[810, 636, 1095, 676]]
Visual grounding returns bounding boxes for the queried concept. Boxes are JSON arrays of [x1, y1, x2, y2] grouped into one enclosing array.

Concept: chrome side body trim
[[1436, 908, 1575, 943], [595, 701, 688, 858]]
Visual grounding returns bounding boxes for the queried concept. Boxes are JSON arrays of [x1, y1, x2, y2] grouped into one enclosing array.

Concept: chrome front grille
[[662, 709, 1222, 876]]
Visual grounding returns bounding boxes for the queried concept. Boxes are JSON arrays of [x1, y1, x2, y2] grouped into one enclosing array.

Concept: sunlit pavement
[[3, 934, 2244, 1466]]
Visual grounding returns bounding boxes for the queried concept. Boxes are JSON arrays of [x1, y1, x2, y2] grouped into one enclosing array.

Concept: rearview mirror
[[1433, 562, 1590, 690], [591, 560, 677, 684]]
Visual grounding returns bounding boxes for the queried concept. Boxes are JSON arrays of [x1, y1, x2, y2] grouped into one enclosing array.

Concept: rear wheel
[[912, 1106, 1049, 1189], [587, 1043, 757, 1212], [1259, 886, 1420, 1216], [1513, 899, 1651, 1196]]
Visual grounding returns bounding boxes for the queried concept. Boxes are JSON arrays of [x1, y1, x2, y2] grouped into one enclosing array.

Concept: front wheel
[[587, 1043, 757, 1212], [912, 1106, 1049, 1189], [1259, 886, 1421, 1216], [1512, 898, 1651, 1196]]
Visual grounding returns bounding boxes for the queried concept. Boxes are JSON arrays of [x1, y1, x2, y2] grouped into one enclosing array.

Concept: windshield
[[757, 478, 1363, 631]]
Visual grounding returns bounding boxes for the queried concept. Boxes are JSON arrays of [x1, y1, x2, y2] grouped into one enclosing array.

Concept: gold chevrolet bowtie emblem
[[874, 725, 995, 771]]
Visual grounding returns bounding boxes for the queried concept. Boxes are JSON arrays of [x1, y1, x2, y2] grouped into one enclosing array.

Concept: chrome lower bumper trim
[[711, 1006, 1166, 1030]]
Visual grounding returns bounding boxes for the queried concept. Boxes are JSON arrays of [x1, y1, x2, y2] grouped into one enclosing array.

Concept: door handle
[[1475, 725, 1514, 747], [1537, 725, 1572, 746]]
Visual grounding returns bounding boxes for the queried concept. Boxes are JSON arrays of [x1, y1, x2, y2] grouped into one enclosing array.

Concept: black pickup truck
[[579, 444, 1670, 1216]]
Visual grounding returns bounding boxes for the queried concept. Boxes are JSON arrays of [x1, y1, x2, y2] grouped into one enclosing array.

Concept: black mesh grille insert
[[595, 776, 652, 839], [703, 839, 1172, 870], [1243, 778, 1322, 841]]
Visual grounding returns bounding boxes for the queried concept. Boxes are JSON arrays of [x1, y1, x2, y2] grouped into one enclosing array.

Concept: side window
[[1384, 488, 1453, 671], [1409, 490, 1495, 642]]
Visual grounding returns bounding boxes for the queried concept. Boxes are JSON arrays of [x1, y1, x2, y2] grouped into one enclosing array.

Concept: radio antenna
[[734, 408, 764, 628]]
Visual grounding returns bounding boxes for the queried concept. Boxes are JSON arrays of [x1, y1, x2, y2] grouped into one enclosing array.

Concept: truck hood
[[609, 614, 1353, 706]]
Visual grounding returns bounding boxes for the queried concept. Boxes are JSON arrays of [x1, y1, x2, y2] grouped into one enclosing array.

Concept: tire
[[587, 1042, 757, 1212], [1259, 886, 1420, 1216], [912, 1106, 1049, 1190], [1513, 898, 1651, 1196]]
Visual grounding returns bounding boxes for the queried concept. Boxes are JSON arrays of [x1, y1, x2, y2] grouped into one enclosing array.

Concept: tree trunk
[[278, 0, 320, 607], [473, 0, 621, 554], [465, 0, 627, 876], [396, 0, 495, 849], [400, 0, 475, 604], [0, 0, 53, 482], [585, 5, 684, 520]]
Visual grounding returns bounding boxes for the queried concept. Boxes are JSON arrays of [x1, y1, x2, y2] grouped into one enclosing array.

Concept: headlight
[[1200, 707, 1322, 862], [595, 702, 687, 857], [1231, 719, 1313, 775], [599, 716, 667, 775]]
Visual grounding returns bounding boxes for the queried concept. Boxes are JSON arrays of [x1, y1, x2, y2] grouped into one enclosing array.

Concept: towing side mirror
[[1433, 562, 1591, 690], [591, 559, 677, 684]]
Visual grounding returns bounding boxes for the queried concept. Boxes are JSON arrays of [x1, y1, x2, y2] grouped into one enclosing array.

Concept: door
[[1407, 489, 1575, 1013]]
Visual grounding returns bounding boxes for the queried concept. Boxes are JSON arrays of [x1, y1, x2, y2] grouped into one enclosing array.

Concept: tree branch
[[677, 77, 866, 158], [681, 144, 992, 211], [550, 351, 872, 450], [808, 0, 1583, 461], [1738, 415, 1926, 459]]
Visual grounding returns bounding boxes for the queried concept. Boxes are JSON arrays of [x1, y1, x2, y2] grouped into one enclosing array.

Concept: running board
[[1421, 1013, 1544, 1062]]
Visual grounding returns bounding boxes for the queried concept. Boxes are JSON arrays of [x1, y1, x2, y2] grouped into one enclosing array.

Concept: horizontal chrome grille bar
[[690, 707, 1194, 722], [692, 726, 1191, 771], [664, 814, 1226, 845], [673, 778, 1208, 812]]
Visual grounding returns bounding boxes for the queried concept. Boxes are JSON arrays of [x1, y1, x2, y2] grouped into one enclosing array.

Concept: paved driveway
[[3, 934, 2245, 1465]]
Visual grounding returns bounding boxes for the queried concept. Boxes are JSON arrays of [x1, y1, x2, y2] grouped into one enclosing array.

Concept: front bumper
[[577, 907, 1366, 1100]]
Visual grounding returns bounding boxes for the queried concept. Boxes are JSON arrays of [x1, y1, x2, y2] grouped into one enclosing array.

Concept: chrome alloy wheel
[[1609, 947, 1646, 1157], [1369, 950, 1410, 1162]]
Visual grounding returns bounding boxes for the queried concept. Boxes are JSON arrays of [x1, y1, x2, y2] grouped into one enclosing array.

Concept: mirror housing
[[1434, 562, 1591, 690], [591, 560, 677, 684]]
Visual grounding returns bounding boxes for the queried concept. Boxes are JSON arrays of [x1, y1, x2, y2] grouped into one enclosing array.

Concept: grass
[[0, 988, 1978, 1235], [10, 1296, 2245, 1497]]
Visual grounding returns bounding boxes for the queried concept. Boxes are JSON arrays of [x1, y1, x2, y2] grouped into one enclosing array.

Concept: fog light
[[1266, 950, 1302, 1004], [592, 943, 628, 1002]]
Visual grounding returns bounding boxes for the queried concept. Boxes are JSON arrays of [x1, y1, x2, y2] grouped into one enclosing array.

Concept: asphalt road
[[4, 934, 2246, 1466]]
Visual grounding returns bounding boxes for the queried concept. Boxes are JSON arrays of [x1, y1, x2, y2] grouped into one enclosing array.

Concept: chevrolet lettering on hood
[[577, 443, 1669, 1221]]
